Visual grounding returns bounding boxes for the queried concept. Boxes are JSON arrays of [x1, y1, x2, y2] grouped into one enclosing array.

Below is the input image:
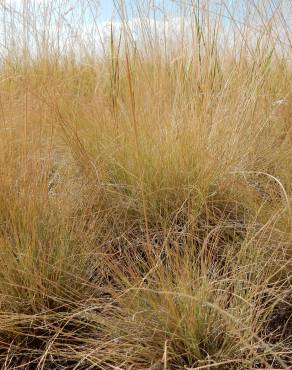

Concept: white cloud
[[0, 1, 290, 59]]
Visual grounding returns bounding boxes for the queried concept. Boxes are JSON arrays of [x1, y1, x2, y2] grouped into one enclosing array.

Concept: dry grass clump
[[0, 0, 291, 368]]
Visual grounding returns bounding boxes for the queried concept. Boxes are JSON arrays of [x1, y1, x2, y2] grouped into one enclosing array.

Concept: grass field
[[0, 0, 291, 368]]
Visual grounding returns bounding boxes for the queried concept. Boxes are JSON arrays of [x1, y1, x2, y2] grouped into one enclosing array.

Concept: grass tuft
[[0, 0, 291, 368]]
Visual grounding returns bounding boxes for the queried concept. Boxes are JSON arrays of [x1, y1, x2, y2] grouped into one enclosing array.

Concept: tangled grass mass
[[0, 0, 291, 368]]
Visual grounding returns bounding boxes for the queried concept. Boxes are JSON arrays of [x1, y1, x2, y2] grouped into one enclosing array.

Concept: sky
[[98, 0, 180, 21], [0, 0, 290, 58], [99, 0, 115, 21]]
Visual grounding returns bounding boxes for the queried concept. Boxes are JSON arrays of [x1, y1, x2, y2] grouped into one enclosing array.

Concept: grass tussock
[[0, 0, 291, 368]]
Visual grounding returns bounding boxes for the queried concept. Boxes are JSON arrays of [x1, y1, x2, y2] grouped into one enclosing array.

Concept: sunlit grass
[[0, 0, 291, 368]]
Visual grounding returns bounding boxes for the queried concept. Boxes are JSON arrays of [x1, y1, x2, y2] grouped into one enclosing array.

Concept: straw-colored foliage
[[0, 0, 291, 368]]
